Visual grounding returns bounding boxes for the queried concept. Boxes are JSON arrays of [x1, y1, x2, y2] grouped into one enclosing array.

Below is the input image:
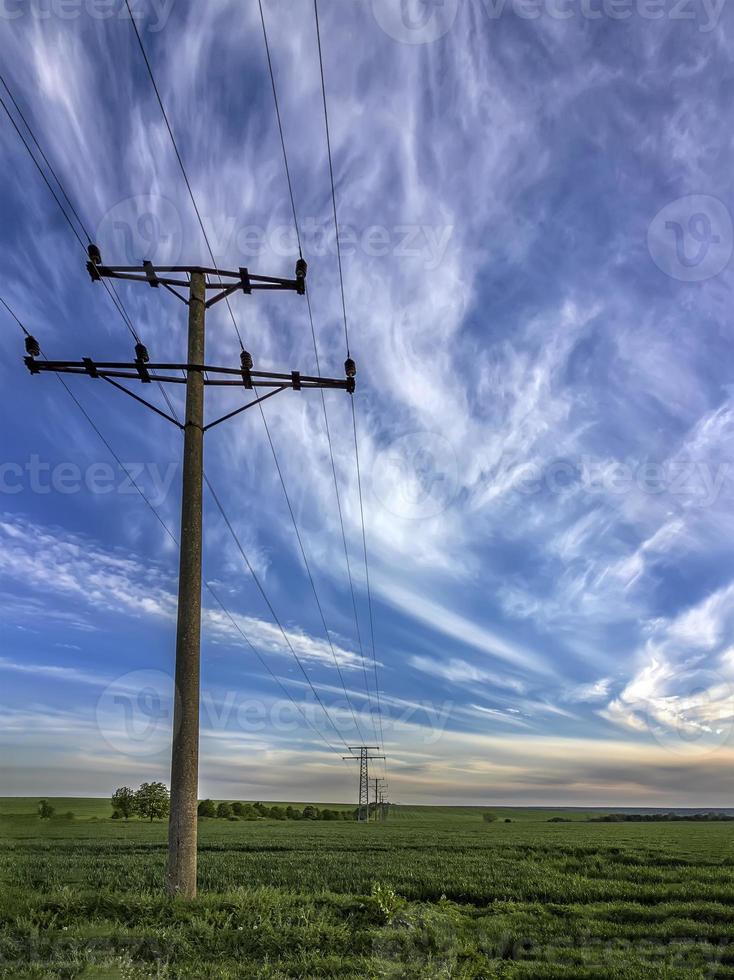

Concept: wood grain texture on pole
[[166, 271, 206, 898]]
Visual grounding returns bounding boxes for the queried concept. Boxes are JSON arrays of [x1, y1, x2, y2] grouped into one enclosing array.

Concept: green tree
[[482, 812, 497, 823], [302, 805, 320, 821], [198, 799, 216, 818], [231, 801, 246, 817], [240, 804, 256, 820], [216, 802, 233, 819], [269, 806, 286, 820], [37, 800, 55, 819], [111, 786, 136, 820], [135, 782, 170, 822]]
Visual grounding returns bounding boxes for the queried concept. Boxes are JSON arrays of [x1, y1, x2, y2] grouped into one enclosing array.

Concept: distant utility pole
[[369, 778, 387, 821], [25, 247, 356, 899], [343, 746, 385, 822], [379, 791, 388, 821]]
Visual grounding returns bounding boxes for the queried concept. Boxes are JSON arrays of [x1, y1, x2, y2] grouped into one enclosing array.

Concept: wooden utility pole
[[166, 272, 205, 898], [25, 247, 356, 899]]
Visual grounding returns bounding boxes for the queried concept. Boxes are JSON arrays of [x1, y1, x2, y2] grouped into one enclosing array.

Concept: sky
[[1, 0, 734, 807]]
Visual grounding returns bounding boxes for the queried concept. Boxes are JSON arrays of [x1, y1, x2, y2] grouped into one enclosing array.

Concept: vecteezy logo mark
[[666, 213, 719, 269], [96, 195, 183, 265], [371, 0, 459, 44], [372, 432, 459, 519], [96, 669, 175, 756], [647, 195, 732, 282]]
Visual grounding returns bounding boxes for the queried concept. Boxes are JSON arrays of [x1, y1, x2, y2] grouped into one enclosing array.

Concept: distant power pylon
[[25, 247, 356, 899], [369, 777, 387, 821], [343, 746, 385, 822], [379, 791, 389, 821]]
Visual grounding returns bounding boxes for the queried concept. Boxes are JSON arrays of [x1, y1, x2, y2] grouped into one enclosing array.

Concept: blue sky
[[1, 0, 734, 806]]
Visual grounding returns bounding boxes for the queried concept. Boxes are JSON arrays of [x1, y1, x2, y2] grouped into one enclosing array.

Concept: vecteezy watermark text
[[371, 0, 725, 41], [0, 0, 175, 31], [0, 456, 177, 506], [482, 0, 725, 31], [97, 669, 454, 755], [512, 456, 734, 507], [96, 196, 454, 271]]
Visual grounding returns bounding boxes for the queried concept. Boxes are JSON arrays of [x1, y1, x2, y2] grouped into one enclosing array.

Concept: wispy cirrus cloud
[[1, 1, 733, 801]]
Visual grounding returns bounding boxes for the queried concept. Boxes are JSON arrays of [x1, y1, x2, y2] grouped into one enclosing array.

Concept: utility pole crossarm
[[86, 254, 309, 302], [25, 358, 354, 392], [26, 243, 355, 435], [24, 357, 355, 431]]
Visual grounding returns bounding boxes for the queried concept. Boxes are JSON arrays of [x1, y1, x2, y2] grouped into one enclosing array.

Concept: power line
[[251, 400, 366, 740], [0, 72, 89, 244], [256, 0, 302, 259], [4, 66, 357, 882], [0, 89, 87, 252], [6, 26, 366, 770], [0, 76, 348, 755], [0, 79, 142, 344], [351, 396, 384, 751], [206, 583, 344, 755], [0, 71, 147, 347], [204, 475, 351, 750], [2, 294, 345, 757], [122, 0, 245, 351], [257, 0, 378, 743], [0, 294, 30, 336], [312, 0, 386, 762], [313, 0, 350, 358], [0, 72, 192, 457], [125, 0, 368, 742]]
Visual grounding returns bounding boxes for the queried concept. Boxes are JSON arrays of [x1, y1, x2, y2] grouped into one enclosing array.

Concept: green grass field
[[1, 798, 733, 978]]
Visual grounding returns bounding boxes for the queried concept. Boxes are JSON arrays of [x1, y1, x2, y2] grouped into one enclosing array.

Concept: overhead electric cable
[[312, 0, 350, 357], [0, 82, 346, 750], [2, 295, 344, 756], [125, 0, 367, 741], [122, 0, 245, 350], [0, 81, 142, 344], [204, 474, 352, 750], [4, 26, 356, 760], [312, 0, 387, 761], [257, 0, 378, 740]]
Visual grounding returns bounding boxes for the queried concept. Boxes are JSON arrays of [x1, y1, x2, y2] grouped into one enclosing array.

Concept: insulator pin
[[25, 335, 40, 357], [135, 342, 150, 363], [87, 243, 102, 265], [241, 350, 254, 371], [345, 357, 357, 378]]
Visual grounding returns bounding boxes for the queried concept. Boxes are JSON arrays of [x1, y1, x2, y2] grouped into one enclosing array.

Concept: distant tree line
[[589, 812, 734, 823], [111, 783, 170, 822], [197, 800, 356, 821]]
